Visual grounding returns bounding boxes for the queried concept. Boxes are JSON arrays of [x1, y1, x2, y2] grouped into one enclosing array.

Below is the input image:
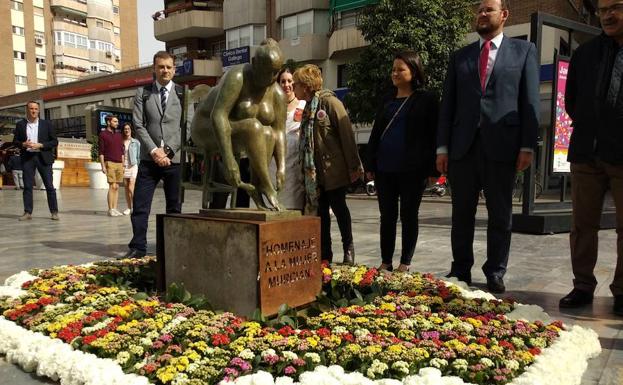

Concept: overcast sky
[[137, 0, 165, 65]]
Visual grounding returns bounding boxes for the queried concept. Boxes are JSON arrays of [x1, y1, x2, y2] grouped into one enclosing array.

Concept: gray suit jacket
[[437, 36, 540, 162], [132, 82, 183, 163]]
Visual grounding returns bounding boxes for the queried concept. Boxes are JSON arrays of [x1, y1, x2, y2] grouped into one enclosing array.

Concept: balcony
[[50, 0, 87, 17], [174, 50, 223, 79], [328, 27, 367, 57], [155, 7, 224, 42], [275, 0, 329, 19], [279, 34, 329, 62]]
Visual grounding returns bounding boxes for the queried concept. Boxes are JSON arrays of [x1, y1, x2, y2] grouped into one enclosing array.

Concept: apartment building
[[0, 0, 138, 97]]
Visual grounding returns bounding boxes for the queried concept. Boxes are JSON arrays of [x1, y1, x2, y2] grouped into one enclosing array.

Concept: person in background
[[13, 101, 60, 221], [436, 0, 540, 293], [99, 115, 125, 217], [269, 67, 306, 210], [366, 51, 439, 272], [8, 150, 23, 189], [559, 0, 623, 316], [293, 64, 363, 265], [122, 122, 140, 215]]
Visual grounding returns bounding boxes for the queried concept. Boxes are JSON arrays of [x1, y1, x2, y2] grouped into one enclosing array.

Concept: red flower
[[82, 335, 98, 345], [212, 333, 231, 346], [316, 328, 331, 338], [278, 326, 295, 336], [477, 337, 490, 345], [529, 347, 541, 356], [499, 340, 515, 350]]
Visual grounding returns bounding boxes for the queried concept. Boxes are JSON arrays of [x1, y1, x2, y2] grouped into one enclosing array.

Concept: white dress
[[270, 100, 306, 210]]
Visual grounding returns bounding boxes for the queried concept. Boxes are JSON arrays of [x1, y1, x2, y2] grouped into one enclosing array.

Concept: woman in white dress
[[122, 123, 140, 215], [270, 68, 306, 210]]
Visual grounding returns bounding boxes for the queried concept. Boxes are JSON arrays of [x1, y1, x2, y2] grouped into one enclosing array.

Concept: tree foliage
[[345, 0, 473, 124]]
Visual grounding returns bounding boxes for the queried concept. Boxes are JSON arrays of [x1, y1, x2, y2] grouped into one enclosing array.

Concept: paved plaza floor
[[0, 186, 620, 384]]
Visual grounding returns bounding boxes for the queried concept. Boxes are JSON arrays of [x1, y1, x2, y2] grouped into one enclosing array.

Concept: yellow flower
[[444, 339, 466, 350], [306, 336, 319, 348], [387, 344, 403, 354], [347, 344, 361, 353], [365, 345, 382, 354], [156, 365, 177, 383], [380, 302, 396, 312], [466, 318, 483, 328]]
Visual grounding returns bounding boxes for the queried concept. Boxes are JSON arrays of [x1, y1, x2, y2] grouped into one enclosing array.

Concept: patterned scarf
[[299, 91, 320, 215]]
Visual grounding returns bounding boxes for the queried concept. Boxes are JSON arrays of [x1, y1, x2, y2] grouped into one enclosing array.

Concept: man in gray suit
[[436, 0, 540, 293], [123, 51, 184, 259]]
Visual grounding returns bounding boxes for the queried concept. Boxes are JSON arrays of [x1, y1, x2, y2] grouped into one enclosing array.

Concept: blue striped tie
[[607, 49, 623, 106], [160, 86, 167, 112]]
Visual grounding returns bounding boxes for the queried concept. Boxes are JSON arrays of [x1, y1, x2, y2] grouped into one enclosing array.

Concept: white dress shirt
[[26, 119, 40, 152]]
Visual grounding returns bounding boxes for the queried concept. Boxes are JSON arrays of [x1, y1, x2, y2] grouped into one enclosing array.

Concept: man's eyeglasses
[[596, 3, 623, 17]]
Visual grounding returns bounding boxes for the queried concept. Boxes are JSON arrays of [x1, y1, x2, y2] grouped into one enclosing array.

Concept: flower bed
[[0, 259, 600, 385]]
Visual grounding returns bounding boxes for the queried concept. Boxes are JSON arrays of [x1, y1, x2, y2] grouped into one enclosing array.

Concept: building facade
[[0, 0, 138, 97]]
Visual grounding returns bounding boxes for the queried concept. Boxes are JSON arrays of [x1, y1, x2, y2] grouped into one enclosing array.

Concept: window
[[281, 11, 330, 39], [337, 9, 360, 29], [113, 26, 120, 36], [33, 6, 43, 15], [13, 51, 26, 60], [226, 25, 266, 49], [96, 20, 104, 28], [77, 35, 88, 49], [170, 46, 187, 66], [36, 56, 46, 64], [113, 5, 119, 14], [282, 11, 313, 39], [12, 26, 25, 36], [63, 32, 76, 47], [15, 75, 27, 85], [11, 1, 23, 11], [337, 64, 350, 88], [90, 41, 96, 49], [91, 65, 98, 72], [55, 31, 62, 45]]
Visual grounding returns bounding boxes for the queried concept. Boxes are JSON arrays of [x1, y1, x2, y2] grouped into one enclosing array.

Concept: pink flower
[[284, 366, 296, 375]]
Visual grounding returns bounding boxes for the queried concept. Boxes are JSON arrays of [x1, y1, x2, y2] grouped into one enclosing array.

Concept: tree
[[345, 0, 473, 124]]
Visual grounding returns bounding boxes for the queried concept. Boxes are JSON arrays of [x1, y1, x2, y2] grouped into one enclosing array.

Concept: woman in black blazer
[[366, 50, 439, 272]]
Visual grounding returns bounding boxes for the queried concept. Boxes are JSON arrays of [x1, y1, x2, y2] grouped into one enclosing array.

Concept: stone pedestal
[[156, 212, 321, 316]]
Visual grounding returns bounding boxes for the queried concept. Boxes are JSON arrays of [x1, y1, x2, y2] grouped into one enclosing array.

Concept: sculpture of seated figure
[[190, 39, 286, 210]]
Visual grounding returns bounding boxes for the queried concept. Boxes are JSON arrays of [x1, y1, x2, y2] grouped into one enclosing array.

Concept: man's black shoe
[[613, 295, 623, 316], [559, 288, 593, 308], [445, 271, 472, 285], [118, 249, 146, 260], [486, 276, 506, 294]]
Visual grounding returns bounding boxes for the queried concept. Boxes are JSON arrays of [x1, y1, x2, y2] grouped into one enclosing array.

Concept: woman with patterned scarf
[[292, 64, 363, 265]]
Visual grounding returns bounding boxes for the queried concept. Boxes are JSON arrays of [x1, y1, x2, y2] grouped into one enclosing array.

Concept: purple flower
[[422, 331, 440, 340]]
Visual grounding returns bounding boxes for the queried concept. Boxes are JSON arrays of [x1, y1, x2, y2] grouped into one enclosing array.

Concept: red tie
[[479, 40, 491, 92]]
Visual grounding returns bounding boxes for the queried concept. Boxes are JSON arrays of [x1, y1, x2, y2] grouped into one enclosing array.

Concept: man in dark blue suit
[[13, 101, 59, 221], [436, 0, 540, 293]]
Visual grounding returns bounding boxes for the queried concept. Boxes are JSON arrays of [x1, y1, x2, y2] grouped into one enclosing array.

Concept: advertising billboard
[[551, 57, 573, 174]]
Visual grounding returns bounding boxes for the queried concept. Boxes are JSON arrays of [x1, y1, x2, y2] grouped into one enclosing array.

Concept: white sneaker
[[123, 208, 131, 215], [108, 209, 123, 217]]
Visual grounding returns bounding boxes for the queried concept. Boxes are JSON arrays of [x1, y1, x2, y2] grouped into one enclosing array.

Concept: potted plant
[[84, 137, 108, 189]]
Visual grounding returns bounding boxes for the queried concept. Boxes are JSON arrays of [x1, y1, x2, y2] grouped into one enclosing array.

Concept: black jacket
[[367, 90, 439, 177], [13, 119, 58, 165], [566, 34, 623, 164]]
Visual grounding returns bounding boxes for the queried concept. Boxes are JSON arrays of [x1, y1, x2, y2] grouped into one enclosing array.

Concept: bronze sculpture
[[190, 39, 286, 210]]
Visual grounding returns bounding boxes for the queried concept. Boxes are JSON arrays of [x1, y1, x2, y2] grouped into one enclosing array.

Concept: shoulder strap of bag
[[380, 94, 411, 140]]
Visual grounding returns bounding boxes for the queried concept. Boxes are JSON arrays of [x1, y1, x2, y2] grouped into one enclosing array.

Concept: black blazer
[[367, 90, 439, 177], [566, 34, 623, 165], [437, 36, 540, 162], [13, 119, 58, 165]]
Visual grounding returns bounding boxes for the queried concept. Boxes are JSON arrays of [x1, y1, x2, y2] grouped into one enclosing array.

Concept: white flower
[[172, 372, 189, 385], [281, 351, 298, 361], [116, 351, 130, 365], [304, 352, 320, 364], [429, 358, 448, 368], [504, 359, 520, 371], [239, 349, 255, 360], [391, 360, 409, 375], [261, 349, 276, 359], [479, 358, 494, 368], [332, 326, 348, 334], [452, 359, 468, 371], [354, 328, 370, 338]]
